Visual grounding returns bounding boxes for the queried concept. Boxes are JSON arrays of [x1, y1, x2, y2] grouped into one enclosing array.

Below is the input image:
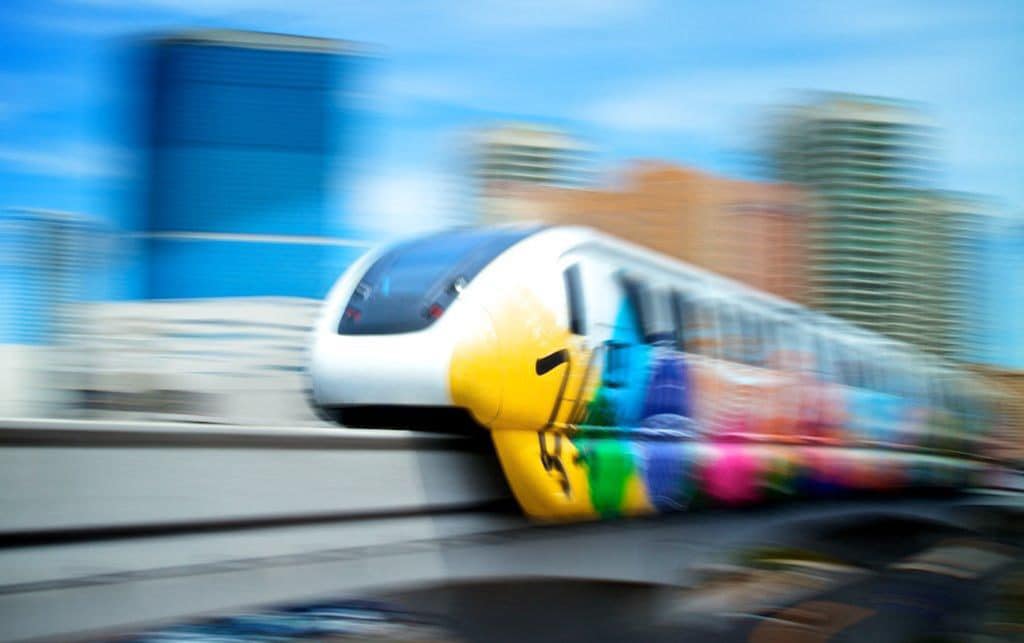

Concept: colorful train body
[[309, 225, 999, 521]]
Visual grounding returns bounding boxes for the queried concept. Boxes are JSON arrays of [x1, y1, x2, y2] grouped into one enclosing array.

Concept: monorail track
[[0, 419, 1018, 642]]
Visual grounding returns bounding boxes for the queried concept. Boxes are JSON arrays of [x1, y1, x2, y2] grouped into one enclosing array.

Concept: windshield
[[337, 226, 542, 335]]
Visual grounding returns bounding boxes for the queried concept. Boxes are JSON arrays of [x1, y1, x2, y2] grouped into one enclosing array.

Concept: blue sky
[[0, 0, 1021, 235]]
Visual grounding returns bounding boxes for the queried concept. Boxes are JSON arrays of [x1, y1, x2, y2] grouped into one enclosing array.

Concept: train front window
[[338, 226, 542, 335]]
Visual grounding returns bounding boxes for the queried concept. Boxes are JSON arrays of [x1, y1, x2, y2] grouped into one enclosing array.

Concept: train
[[309, 224, 1001, 522]]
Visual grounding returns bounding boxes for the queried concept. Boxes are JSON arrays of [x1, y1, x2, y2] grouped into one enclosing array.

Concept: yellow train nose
[[449, 302, 503, 427]]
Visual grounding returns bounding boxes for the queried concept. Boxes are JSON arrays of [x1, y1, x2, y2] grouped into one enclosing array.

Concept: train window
[[853, 353, 868, 389], [603, 340, 630, 388], [702, 299, 723, 358], [645, 289, 674, 344], [748, 314, 766, 367], [694, 297, 723, 358], [338, 226, 543, 335], [563, 264, 586, 335], [617, 273, 653, 343], [775, 321, 795, 372], [689, 297, 706, 354], [742, 309, 765, 367], [817, 335, 835, 380], [670, 290, 687, 352], [839, 345, 852, 387], [760, 318, 777, 368], [721, 304, 743, 364]]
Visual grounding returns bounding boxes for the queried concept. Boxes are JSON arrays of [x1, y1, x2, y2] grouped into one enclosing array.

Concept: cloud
[[348, 169, 465, 236], [0, 142, 130, 179], [581, 88, 734, 137], [577, 34, 995, 140]]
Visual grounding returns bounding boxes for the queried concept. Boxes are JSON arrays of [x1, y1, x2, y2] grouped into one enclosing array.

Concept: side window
[[836, 344, 851, 386], [747, 313, 766, 367], [692, 296, 722, 358], [737, 307, 759, 367], [778, 319, 794, 372], [603, 340, 630, 388], [815, 334, 833, 380], [703, 299, 722, 358], [647, 289, 675, 344], [761, 318, 778, 368], [617, 273, 652, 344], [853, 353, 867, 389], [670, 290, 687, 352], [721, 304, 742, 364], [563, 263, 586, 335]]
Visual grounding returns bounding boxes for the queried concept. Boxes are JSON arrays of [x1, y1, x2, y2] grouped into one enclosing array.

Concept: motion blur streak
[[0, 2, 1021, 642]]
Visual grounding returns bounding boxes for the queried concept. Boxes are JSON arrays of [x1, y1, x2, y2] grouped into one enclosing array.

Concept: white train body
[[309, 225, 996, 521]]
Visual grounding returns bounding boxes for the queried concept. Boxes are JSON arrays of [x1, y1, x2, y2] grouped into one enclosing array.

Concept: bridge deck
[[0, 419, 1018, 642]]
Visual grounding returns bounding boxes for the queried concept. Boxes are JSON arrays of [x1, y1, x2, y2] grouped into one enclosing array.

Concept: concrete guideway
[[0, 419, 1020, 642]]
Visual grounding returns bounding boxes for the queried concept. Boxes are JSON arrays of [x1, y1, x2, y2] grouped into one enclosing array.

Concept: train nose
[[449, 303, 503, 428], [309, 329, 456, 411]]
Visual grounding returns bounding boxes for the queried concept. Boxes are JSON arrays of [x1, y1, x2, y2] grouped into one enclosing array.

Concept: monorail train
[[309, 225, 1000, 522]]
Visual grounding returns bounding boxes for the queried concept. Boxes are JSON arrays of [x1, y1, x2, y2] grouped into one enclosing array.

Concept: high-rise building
[[769, 93, 962, 358], [0, 209, 100, 416], [469, 123, 589, 223], [143, 29, 367, 299], [492, 161, 811, 304], [967, 212, 1024, 368]]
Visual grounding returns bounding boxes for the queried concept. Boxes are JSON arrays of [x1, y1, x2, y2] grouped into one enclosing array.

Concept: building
[[0, 209, 100, 416], [769, 93, 965, 358], [469, 123, 590, 223], [76, 298, 323, 424], [143, 29, 367, 299], [494, 161, 811, 304], [969, 365, 1024, 466], [967, 213, 1024, 368]]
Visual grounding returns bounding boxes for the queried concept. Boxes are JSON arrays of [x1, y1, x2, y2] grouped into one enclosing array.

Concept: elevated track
[[0, 419, 1018, 641]]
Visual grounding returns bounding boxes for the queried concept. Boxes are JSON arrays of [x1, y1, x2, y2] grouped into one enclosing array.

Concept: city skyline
[[0, 0, 1021, 237]]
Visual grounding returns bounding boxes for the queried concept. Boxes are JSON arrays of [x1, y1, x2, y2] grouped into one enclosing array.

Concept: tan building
[[494, 161, 812, 305], [969, 365, 1024, 465]]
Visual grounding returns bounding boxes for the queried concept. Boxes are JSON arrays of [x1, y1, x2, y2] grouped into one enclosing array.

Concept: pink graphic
[[703, 445, 762, 504]]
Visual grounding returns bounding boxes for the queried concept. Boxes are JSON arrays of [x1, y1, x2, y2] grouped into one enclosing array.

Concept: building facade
[[470, 123, 589, 224], [967, 214, 1024, 368], [0, 209, 100, 416], [493, 161, 810, 305], [769, 94, 965, 358], [144, 29, 367, 299]]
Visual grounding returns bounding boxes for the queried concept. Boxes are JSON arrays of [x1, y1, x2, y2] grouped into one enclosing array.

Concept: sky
[[0, 0, 1021, 235]]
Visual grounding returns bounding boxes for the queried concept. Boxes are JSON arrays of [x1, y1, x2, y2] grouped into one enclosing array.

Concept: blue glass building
[[970, 215, 1024, 368], [144, 30, 368, 299], [0, 209, 100, 345]]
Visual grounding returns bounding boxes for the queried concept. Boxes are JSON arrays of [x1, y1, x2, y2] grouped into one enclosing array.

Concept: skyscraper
[[0, 209, 99, 416], [770, 93, 962, 358], [144, 29, 366, 299], [469, 123, 589, 223], [968, 212, 1024, 368]]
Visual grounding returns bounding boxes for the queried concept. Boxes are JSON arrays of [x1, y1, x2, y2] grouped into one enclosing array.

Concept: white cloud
[[348, 169, 465, 236], [0, 142, 130, 179], [581, 87, 738, 137], [380, 71, 478, 106], [578, 36, 991, 140]]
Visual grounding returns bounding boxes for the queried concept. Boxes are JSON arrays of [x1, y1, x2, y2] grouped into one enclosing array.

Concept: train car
[[309, 225, 1000, 522]]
